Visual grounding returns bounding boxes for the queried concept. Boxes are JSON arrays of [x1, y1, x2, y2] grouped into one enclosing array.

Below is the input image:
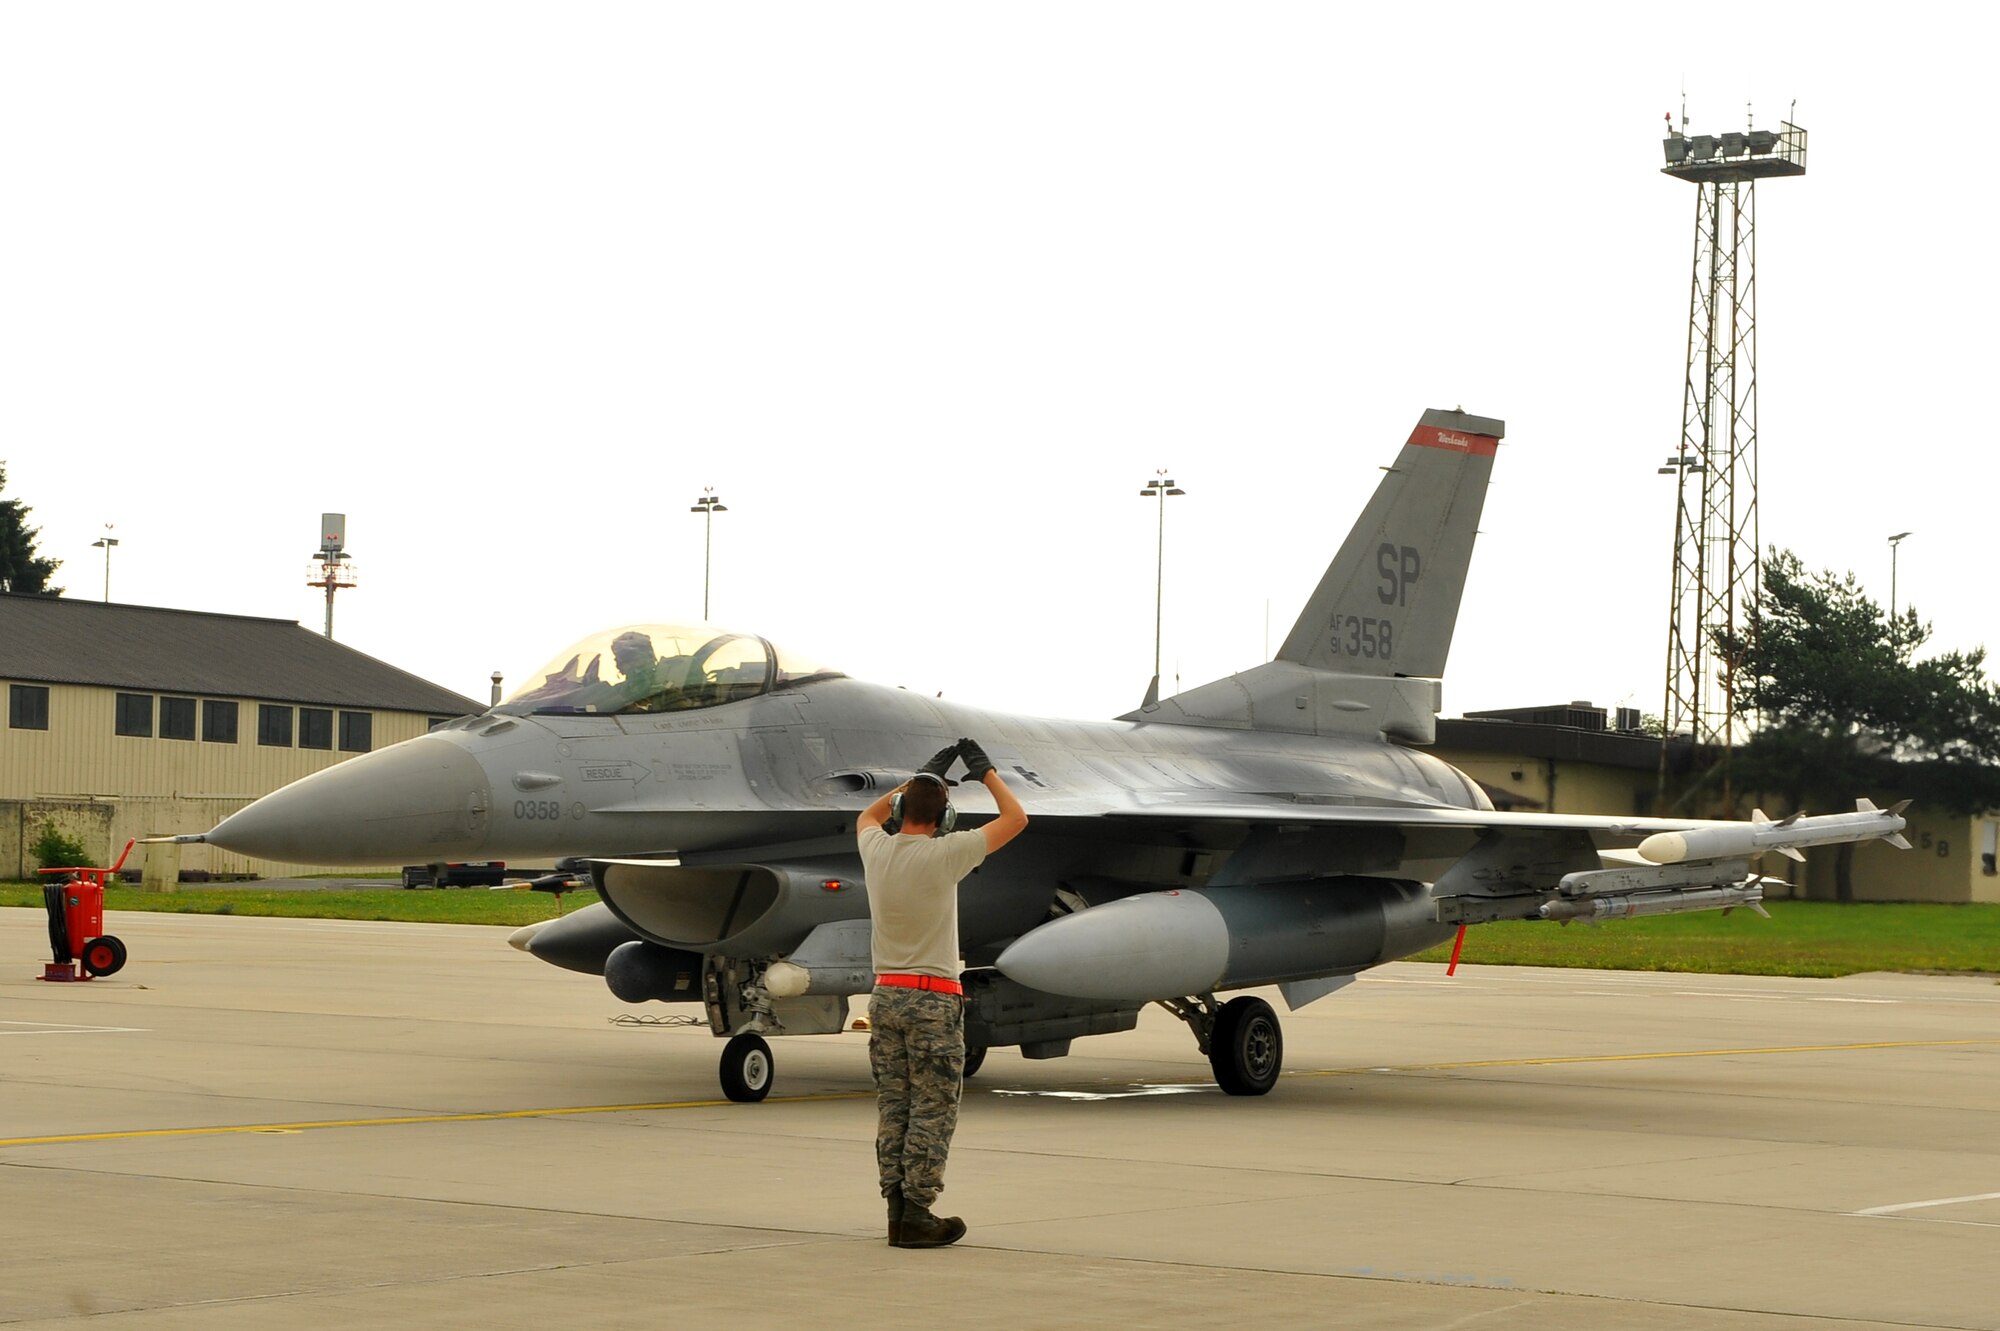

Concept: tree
[[1719, 549, 2000, 898], [0, 462, 63, 596]]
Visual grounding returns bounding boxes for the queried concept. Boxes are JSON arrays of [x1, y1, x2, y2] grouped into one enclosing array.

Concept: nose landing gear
[[719, 1032, 774, 1102]]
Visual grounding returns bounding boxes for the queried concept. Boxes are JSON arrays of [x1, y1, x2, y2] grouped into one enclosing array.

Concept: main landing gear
[[1159, 993, 1284, 1095]]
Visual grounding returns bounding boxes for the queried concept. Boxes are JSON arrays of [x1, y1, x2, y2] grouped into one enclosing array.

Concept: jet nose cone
[[208, 735, 492, 865]]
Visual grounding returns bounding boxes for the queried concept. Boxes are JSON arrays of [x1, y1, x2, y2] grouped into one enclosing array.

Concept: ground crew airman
[[855, 737, 1028, 1248]]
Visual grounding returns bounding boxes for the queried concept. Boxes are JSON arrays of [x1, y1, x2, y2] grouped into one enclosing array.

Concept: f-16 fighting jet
[[194, 409, 1909, 1102]]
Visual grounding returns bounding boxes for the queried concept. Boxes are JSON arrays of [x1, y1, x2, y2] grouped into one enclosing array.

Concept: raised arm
[[858, 785, 900, 834], [960, 738, 1028, 854]]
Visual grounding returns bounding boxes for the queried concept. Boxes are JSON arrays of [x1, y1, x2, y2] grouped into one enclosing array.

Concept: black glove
[[958, 737, 994, 782], [918, 744, 958, 779]]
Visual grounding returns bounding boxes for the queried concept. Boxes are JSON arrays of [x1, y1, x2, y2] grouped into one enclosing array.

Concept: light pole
[[1138, 470, 1186, 703], [1888, 531, 1912, 622], [690, 488, 728, 620], [90, 526, 119, 602]]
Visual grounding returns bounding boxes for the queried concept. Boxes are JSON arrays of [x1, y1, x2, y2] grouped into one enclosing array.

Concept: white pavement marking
[[1851, 1191, 2000, 1217], [0, 1020, 149, 1036], [992, 1083, 1216, 1101]]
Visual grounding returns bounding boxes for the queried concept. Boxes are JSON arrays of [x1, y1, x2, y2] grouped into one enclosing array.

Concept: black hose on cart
[[44, 881, 72, 964]]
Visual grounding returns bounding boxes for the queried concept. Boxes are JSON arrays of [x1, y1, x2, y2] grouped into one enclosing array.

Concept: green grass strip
[[1, 882, 595, 927], [5, 885, 1997, 978], [1412, 901, 2000, 978]]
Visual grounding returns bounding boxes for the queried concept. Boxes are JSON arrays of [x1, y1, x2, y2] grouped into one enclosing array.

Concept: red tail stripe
[[1407, 424, 1499, 456]]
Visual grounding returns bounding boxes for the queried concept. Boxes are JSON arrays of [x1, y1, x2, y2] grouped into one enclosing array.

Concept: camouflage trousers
[[869, 985, 964, 1207]]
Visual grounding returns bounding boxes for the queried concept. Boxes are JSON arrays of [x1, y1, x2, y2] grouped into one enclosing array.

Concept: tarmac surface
[[3, 906, 1997, 1330]]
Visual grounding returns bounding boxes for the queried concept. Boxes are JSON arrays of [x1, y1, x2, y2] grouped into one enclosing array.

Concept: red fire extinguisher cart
[[38, 840, 134, 981]]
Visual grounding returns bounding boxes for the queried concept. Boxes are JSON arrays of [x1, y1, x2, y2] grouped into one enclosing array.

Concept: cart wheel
[[82, 935, 128, 978]]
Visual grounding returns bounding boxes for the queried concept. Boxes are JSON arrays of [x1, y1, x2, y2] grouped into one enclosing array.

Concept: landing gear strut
[[1159, 993, 1284, 1096]]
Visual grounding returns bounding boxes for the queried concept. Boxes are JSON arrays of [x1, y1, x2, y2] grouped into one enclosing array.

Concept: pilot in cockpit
[[608, 630, 696, 713], [610, 631, 661, 701]]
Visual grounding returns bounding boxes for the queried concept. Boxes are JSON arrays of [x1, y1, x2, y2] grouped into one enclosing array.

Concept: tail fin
[[1277, 408, 1502, 679], [1126, 408, 1501, 742]]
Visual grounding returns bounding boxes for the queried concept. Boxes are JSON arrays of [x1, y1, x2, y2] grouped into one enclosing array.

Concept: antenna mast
[[306, 512, 358, 639]]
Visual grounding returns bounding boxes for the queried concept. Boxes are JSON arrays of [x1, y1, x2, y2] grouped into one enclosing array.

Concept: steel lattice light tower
[[1657, 112, 1806, 802]]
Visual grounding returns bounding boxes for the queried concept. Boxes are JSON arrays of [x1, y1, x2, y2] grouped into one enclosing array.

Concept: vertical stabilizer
[[1125, 408, 1503, 740], [1276, 409, 1502, 679]]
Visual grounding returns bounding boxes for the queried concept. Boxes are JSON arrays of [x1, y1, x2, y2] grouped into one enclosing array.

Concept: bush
[[31, 823, 93, 870]]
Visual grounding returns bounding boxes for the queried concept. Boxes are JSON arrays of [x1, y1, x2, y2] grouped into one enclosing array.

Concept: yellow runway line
[[0, 1090, 872, 1149]]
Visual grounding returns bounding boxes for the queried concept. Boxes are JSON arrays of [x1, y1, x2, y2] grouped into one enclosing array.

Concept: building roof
[[1436, 716, 1664, 770], [1435, 701, 1691, 772], [0, 594, 483, 715]]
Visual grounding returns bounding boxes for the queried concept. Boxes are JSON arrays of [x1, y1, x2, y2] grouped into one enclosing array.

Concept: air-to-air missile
[[1636, 799, 1912, 866]]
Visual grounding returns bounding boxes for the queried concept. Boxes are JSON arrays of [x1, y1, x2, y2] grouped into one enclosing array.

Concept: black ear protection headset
[[888, 771, 957, 836]]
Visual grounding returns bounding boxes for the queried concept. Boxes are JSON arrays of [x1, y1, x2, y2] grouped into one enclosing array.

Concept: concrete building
[[1435, 702, 2000, 905], [1, 596, 480, 879]]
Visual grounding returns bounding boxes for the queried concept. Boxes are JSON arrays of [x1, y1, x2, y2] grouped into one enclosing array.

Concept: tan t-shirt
[[857, 825, 988, 978]]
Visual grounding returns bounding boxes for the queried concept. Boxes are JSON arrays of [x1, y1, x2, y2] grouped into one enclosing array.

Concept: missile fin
[[1885, 834, 1912, 851], [1777, 846, 1806, 862], [1748, 901, 1771, 919], [1856, 797, 1879, 812], [1889, 799, 1913, 816]]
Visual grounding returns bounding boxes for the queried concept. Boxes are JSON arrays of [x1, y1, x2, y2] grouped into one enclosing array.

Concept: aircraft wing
[[1088, 796, 1910, 925], [1101, 798, 1728, 839]]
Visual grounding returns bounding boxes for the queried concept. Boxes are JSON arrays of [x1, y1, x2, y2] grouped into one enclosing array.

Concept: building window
[[8, 684, 49, 730], [259, 704, 293, 747], [160, 696, 197, 741], [300, 707, 333, 750], [204, 700, 239, 743], [338, 711, 372, 752], [116, 693, 153, 737]]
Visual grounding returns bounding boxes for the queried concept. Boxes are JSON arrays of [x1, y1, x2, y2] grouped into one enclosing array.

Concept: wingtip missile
[[1638, 802, 1911, 866]]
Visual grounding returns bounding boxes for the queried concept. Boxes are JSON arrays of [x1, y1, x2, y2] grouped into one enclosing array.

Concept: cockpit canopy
[[494, 623, 844, 716]]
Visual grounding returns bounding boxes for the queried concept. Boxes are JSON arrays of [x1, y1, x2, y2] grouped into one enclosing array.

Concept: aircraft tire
[[720, 1033, 774, 1102], [82, 935, 128, 978], [1208, 995, 1282, 1096], [962, 1042, 987, 1079]]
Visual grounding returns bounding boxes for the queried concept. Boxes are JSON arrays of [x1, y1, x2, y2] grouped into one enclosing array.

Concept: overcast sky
[[5, 3, 1992, 725]]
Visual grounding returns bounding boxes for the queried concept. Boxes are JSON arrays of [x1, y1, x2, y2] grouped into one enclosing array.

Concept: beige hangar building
[[1436, 703, 2000, 906], [1, 596, 480, 879]]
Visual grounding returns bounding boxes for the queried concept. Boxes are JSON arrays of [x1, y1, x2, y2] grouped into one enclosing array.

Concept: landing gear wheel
[[1208, 995, 1282, 1095], [81, 935, 128, 978], [962, 1042, 987, 1079], [719, 1033, 774, 1102]]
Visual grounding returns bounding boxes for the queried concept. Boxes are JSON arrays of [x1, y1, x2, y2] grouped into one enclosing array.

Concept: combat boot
[[885, 1191, 905, 1245], [894, 1200, 967, 1249]]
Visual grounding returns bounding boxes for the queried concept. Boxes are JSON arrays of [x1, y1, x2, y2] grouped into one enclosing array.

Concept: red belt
[[876, 973, 963, 996]]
